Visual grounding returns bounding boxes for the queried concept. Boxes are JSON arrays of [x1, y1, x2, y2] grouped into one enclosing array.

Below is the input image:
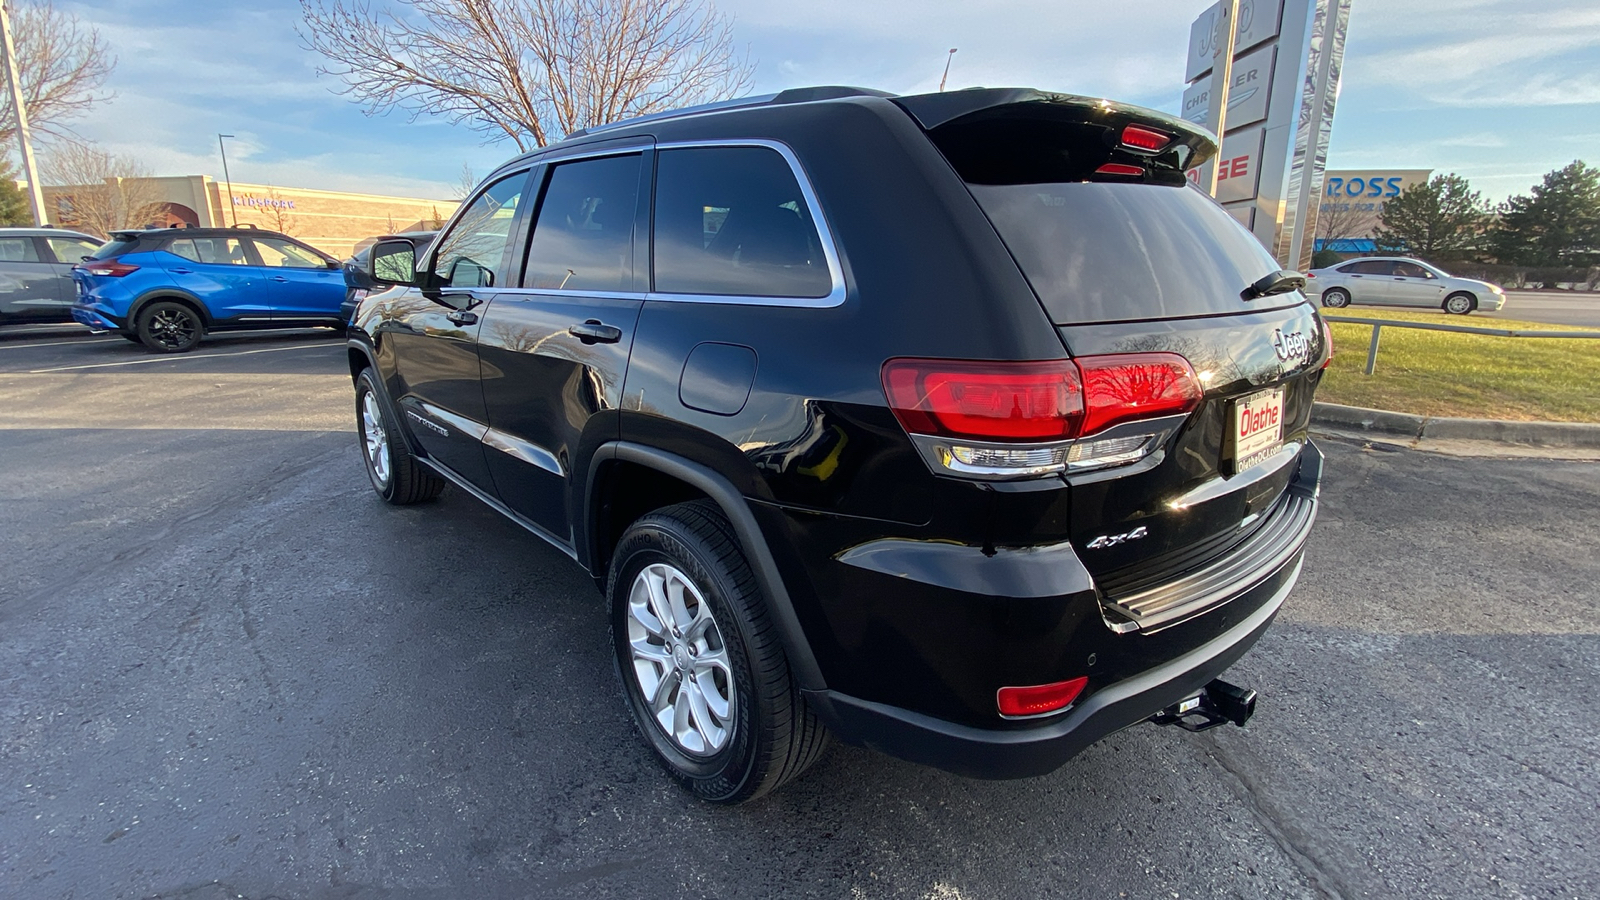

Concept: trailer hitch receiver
[[1150, 678, 1257, 732]]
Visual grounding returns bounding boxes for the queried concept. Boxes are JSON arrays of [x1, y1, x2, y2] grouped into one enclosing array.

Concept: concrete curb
[[1311, 402, 1600, 449]]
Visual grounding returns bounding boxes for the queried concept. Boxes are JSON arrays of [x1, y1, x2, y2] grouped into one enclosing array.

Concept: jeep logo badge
[[1271, 328, 1309, 364]]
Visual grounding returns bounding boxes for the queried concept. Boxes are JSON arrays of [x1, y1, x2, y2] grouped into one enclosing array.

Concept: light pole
[[217, 134, 238, 226], [939, 48, 957, 92], [0, 1, 46, 226]]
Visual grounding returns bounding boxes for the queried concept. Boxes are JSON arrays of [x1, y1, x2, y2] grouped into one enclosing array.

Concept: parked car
[[341, 231, 436, 325], [348, 86, 1329, 803], [0, 227, 103, 326], [72, 225, 345, 351], [1307, 256, 1505, 314]]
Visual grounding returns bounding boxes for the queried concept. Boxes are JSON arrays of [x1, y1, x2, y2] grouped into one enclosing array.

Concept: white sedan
[[1306, 257, 1505, 315]]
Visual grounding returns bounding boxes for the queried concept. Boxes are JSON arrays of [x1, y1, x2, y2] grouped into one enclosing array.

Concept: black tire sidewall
[[137, 301, 203, 352], [1445, 293, 1474, 315], [609, 517, 761, 799], [1323, 289, 1350, 308]]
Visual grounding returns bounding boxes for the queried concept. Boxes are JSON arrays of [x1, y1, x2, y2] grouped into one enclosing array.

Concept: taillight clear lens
[[997, 676, 1088, 718], [1077, 353, 1203, 435], [882, 353, 1202, 480], [882, 359, 1083, 442], [77, 258, 139, 277]]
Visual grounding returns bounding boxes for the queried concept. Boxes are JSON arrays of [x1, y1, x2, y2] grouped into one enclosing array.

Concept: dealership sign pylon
[[1181, 0, 1352, 271]]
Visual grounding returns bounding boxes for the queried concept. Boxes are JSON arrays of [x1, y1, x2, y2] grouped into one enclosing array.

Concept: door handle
[[271, 275, 289, 282], [568, 320, 622, 344], [446, 310, 478, 326], [1392, 277, 1406, 281], [169, 268, 193, 275]]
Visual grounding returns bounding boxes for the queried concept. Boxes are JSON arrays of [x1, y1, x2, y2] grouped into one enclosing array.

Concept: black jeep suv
[[347, 86, 1329, 803]]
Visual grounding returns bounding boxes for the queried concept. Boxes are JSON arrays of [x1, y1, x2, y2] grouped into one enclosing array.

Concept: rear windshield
[[91, 239, 138, 260], [970, 182, 1298, 324]]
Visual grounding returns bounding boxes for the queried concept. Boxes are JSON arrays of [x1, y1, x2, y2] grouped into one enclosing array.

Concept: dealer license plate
[[1229, 388, 1285, 472]]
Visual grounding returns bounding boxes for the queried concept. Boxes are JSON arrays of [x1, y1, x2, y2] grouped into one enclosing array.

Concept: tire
[[135, 300, 204, 352], [354, 368, 444, 504], [609, 500, 829, 804], [1321, 288, 1351, 309], [1444, 292, 1475, 315]]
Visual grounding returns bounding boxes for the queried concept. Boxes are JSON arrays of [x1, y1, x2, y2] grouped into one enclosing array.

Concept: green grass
[[1319, 308, 1600, 422]]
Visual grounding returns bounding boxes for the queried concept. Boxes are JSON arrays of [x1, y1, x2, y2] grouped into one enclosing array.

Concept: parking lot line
[[0, 337, 118, 350], [28, 342, 333, 373]]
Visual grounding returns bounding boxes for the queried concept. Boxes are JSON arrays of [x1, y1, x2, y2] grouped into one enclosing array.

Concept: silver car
[[0, 227, 104, 325], [1307, 256, 1505, 315]]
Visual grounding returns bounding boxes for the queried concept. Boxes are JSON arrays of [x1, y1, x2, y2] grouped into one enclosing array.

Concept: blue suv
[[72, 226, 346, 352]]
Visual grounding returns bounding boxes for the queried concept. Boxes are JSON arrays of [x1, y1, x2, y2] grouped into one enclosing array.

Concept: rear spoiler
[[893, 88, 1218, 183]]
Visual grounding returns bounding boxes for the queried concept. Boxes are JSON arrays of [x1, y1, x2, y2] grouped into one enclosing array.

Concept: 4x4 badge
[[1086, 526, 1148, 550]]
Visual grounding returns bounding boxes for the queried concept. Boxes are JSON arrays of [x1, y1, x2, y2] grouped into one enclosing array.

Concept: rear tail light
[[1094, 163, 1145, 177], [1320, 317, 1334, 370], [882, 353, 1202, 480], [997, 676, 1088, 718], [1120, 124, 1172, 152], [77, 259, 139, 277]]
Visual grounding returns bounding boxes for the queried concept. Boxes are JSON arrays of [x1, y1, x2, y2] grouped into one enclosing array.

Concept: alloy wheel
[[148, 308, 197, 350], [626, 562, 736, 756], [361, 391, 391, 486]]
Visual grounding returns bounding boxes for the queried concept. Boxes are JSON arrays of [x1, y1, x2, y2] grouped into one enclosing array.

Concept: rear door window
[[522, 154, 640, 293], [651, 146, 831, 298], [0, 237, 41, 262], [45, 237, 99, 263], [168, 237, 249, 265]]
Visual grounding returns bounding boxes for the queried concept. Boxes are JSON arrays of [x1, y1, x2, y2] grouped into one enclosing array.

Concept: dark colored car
[[0, 227, 102, 325], [72, 226, 346, 351], [346, 86, 1330, 803], [341, 231, 437, 324]]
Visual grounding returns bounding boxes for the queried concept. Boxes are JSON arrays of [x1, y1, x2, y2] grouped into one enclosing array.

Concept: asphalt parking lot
[[1, 329, 1597, 900]]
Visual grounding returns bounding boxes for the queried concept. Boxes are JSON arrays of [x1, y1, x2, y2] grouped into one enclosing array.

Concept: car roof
[[110, 226, 293, 241], [494, 85, 1215, 174], [0, 227, 101, 240]]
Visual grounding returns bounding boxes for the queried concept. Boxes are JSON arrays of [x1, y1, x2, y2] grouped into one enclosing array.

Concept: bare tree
[[40, 141, 165, 237], [298, 0, 754, 150], [260, 186, 298, 235], [456, 162, 477, 200], [0, 1, 115, 147], [1315, 194, 1378, 246]]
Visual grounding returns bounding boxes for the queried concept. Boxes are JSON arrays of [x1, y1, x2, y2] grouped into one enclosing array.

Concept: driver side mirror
[[368, 239, 418, 286]]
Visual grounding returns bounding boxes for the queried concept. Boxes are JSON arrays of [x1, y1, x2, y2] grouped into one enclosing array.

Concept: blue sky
[[58, 0, 1599, 203]]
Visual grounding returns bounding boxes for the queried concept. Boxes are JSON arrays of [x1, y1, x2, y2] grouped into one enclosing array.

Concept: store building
[[1314, 168, 1432, 253], [40, 175, 458, 258]]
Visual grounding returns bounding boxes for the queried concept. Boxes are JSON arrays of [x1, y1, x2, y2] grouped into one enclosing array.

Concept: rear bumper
[[72, 306, 124, 332], [807, 554, 1299, 779]]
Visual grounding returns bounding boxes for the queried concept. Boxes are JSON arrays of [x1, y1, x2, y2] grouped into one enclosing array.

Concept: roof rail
[[564, 86, 894, 140]]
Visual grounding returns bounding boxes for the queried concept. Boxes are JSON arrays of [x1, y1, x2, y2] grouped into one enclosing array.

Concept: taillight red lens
[[1320, 318, 1334, 369], [1094, 163, 1145, 177], [1121, 124, 1172, 152], [78, 259, 139, 277], [882, 359, 1084, 441], [1077, 353, 1203, 435], [998, 676, 1088, 717]]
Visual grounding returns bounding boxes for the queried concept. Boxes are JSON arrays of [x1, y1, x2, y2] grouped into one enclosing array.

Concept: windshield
[[969, 182, 1301, 324]]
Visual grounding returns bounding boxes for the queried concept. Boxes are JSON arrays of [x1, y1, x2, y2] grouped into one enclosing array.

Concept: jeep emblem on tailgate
[[1272, 328, 1309, 363]]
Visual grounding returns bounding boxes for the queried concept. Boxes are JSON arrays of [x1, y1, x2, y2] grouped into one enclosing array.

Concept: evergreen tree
[[0, 159, 30, 226], [1371, 174, 1487, 259], [1490, 161, 1600, 267]]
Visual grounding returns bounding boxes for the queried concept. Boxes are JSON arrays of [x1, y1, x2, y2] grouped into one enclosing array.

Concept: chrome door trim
[[483, 426, 564, 476]]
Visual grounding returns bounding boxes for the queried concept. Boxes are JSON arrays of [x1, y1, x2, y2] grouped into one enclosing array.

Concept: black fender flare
[[129, 288, 212, 328], [587, 441, 827, 693]]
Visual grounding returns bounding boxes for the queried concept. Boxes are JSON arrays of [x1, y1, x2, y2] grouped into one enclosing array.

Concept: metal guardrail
[[1322, 315, 1600, 375]]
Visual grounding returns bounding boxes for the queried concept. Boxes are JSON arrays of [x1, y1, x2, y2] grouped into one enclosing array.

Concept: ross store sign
[[1181, 43, 1276, 132]]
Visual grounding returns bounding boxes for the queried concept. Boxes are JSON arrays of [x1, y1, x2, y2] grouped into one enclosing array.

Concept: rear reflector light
[[1094, 163, 1145, 177], [1121, 124, 1172, 152], [882, 354, 1202, 479], [78, 259, 139, 277], [998, 676, 1088, 718]]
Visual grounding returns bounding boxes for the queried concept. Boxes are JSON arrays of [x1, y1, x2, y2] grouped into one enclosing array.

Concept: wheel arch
[[585, 441, 827, 693], [129, 289, 211, 328]]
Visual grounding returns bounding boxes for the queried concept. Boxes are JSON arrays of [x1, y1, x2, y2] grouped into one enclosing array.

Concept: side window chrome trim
[[650, 139, 847, 309]]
